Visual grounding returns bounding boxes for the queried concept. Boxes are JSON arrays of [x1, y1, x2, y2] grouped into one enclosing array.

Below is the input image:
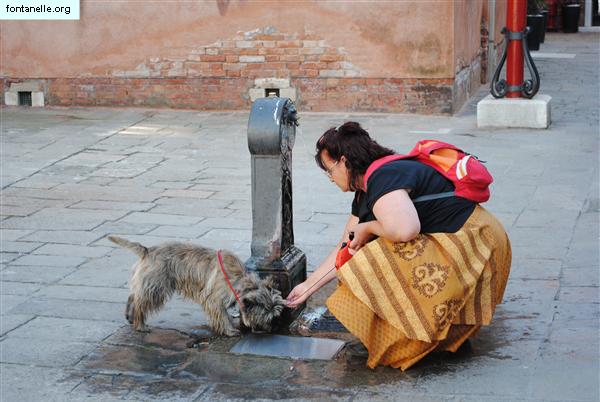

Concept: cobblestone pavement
[[1, 33, 598, 401]]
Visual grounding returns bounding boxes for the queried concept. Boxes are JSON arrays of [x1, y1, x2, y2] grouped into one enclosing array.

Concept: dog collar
[[216, 250, 245, 310]]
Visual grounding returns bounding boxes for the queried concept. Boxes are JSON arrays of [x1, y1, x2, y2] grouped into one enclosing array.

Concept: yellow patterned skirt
[[327, 206, 511, 370]]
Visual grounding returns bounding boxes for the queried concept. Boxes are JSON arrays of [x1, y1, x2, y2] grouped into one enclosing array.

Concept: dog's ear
[[262, 276, 276, 289], [272, 301, 284, 316], [241, 293, 257, 310], [263, 277, 284, 296], [270, 287, 282, 298]]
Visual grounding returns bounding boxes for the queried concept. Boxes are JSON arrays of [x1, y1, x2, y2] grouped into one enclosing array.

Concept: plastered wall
[[1, 0, 496, 114]]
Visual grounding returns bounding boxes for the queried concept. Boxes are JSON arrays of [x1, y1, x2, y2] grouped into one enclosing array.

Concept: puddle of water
[[230, 334, 346, 360]]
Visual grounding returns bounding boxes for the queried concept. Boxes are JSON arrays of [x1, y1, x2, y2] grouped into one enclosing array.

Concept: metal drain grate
[[18, 91, 32, 106], [230, 334, 346, 360]]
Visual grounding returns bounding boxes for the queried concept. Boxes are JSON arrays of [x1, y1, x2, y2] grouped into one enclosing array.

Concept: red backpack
[[364, 140, 493, 203]]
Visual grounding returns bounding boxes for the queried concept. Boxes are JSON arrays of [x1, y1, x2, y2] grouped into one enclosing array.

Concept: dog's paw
[[134, 325, 151, 333], [125, 313, 134, 325], [223, 328, 241, 337]]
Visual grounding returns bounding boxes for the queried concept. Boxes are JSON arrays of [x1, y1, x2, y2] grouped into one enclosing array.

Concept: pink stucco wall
[[454, 0, 485, 74], [1, 0, 455, 79], [1, 1, 503, 113]]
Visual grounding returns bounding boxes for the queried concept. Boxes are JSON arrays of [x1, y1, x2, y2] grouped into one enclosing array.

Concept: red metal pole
[[506, 0, 526, 98]]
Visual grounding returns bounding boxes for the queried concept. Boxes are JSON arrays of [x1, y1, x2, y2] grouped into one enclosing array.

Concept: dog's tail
[[108, 236, 148, 258]]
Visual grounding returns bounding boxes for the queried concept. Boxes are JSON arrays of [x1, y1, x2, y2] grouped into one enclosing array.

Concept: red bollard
[[506, 0, 526, 98]]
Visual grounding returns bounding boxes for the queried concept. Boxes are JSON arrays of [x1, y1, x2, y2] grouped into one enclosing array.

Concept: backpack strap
[[364, 154, 456, 203], [364, 155, 408, 190], [412, 191, 455, 203]]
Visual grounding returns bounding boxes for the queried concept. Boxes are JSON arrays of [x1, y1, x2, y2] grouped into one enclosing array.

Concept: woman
[[285, 122, 511, 370]]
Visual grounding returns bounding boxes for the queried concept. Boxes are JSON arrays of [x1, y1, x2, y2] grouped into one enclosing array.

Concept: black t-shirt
[[351, 159, 476, 233]]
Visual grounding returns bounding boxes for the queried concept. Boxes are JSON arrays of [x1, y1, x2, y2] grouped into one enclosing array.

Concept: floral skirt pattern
[[327, 206, 511, 370]]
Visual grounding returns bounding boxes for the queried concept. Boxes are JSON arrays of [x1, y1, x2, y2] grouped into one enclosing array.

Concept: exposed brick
[[280, 55, 302, 63], [300, 48, 325, 55], [266, 48, 286, 55], [304, 55, 320, 62], [187, 54, 203, 62], [235, 41, 254, 48], [244, 63, 263, 70], [238, 48, 259, 56], [319, 70, 344, 78], [256, 34, 285, 41], [325, 78, 340, 87], [277, 40, 301, 48], [302, 40, 320, 48], [223, 63, 243, 70], [302, 69, 319, 78], [298, 33, 321, 40], [261, 41, 276, 48], [262, 62, 286, 70], [28, 61, 455, 114], [200, 55, 226, 62], [204, 69, 225, 77], [301, 62, 327, 70], [239, 56, 265, 63], [320, 54, 344, 62]]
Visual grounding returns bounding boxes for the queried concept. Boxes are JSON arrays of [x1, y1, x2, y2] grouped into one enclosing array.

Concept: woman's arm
[[349, 189, 420, 251], [285, 214, 359, 308]]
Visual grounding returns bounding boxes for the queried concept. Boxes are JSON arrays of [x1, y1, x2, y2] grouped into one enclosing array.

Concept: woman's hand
[[348, 222, 377, 252], [285, 282, 312, 309]]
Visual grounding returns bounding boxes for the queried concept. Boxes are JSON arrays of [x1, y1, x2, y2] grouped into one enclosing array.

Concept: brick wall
[[2, 29, 455, 114]]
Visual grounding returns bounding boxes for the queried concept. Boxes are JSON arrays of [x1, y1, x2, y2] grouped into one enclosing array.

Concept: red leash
[[217, 250, 244, 310]]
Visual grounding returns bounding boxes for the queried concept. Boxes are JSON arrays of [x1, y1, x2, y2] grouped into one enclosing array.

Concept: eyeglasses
[[324, 160, 339, 179]]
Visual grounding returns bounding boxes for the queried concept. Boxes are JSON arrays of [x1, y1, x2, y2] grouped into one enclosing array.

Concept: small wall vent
[[18, 91, 32, 106], [265, 88, 280, 97], [249, 78, 296, 103]]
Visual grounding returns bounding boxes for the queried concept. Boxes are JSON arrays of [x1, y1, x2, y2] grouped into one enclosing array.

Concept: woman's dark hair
[[315, 121, 395, 191]]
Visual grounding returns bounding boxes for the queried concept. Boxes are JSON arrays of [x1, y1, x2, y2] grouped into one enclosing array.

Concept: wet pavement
[[1, 33, 599, 401]]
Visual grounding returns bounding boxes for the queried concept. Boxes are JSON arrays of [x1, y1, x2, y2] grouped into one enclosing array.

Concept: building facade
[[1, 0, 508, 114]]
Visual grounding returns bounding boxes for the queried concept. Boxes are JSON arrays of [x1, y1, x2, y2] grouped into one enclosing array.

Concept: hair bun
[[337, 121, 362, 135]]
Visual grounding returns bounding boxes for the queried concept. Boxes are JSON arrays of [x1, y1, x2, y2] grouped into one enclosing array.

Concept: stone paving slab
[[0, 281, 41, 296], [32, 243, 113, 258], [7, 316, 123, 342], [1, 265, 79, 284], [19, 229, 109, 246], [34, 285, 130, 303], [0, 337, 99, 367], [57, 267, 128, 289], [0, 240, 44, 253], [7, 297, 126, 322], [0, 32, 598, 402], [1, 364, 85, 402], [2, 207, 129, 231], [0, 313, 35, 336], [9, 254, 88, 267]]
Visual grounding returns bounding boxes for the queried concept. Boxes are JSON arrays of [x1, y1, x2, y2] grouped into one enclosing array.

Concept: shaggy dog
[[108, 236, 285, 336]]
